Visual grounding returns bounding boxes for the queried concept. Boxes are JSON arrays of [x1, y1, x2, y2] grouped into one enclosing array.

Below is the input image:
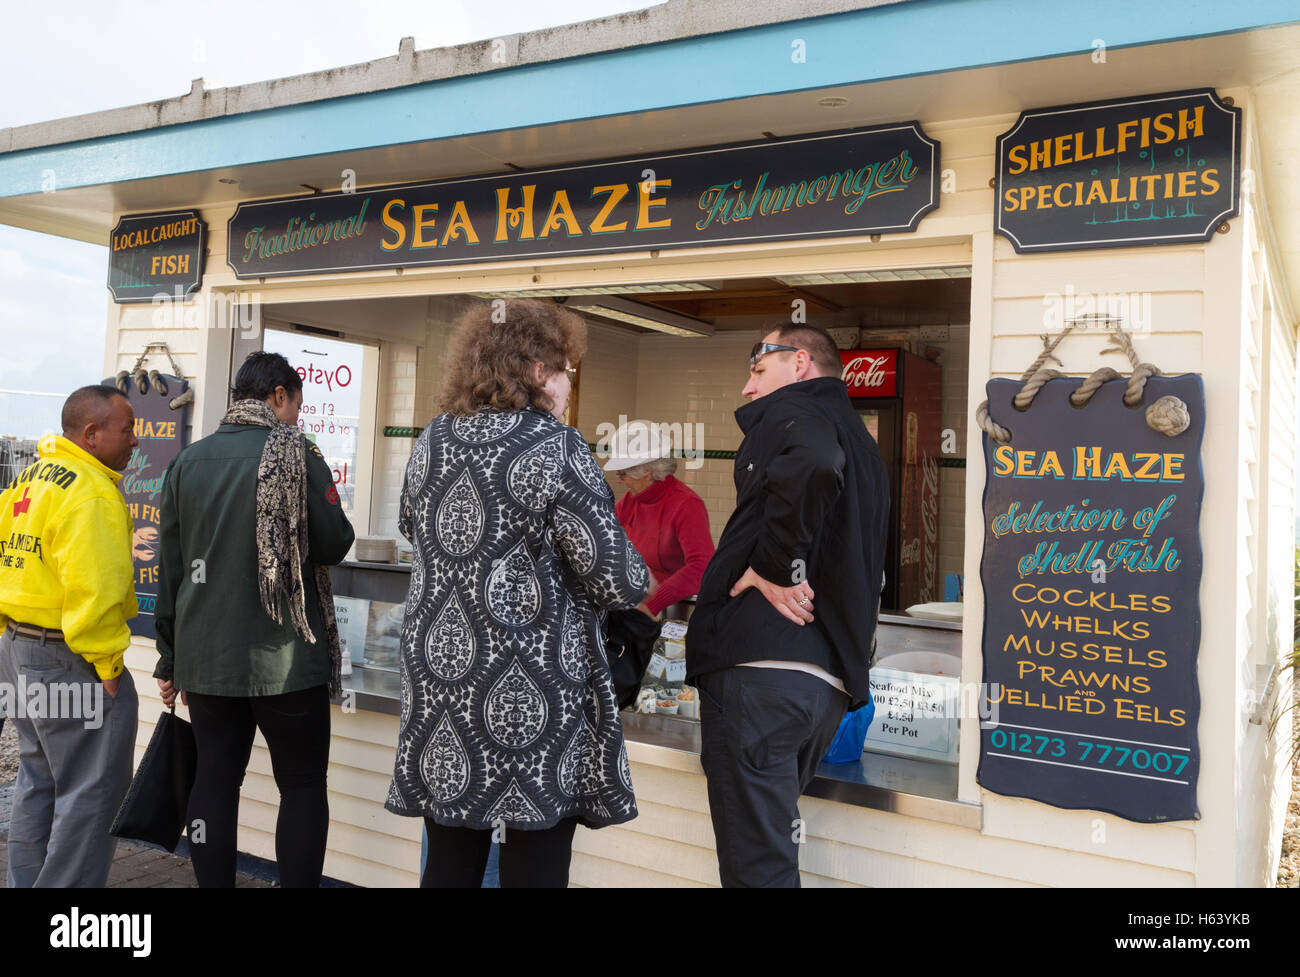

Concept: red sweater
[[614, 475, 715, 618]]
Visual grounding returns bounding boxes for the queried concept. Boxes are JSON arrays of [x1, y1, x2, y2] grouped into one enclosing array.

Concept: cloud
[[0, 0, 658, 435], [0, 230, 107, 392]]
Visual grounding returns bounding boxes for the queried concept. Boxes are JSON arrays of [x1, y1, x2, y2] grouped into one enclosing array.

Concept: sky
[[0, 0, 655, 432], [2, 2, 1298, 529]]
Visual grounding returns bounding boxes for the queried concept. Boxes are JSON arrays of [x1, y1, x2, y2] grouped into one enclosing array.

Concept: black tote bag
[[110, 706, 197, 852], [604, 609, 662, 710]]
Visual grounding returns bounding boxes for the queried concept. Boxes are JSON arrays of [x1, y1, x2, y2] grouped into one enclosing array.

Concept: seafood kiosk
[[1, 0, 1296, 886]]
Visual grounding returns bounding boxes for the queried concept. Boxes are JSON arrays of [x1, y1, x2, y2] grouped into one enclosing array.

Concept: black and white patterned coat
[[386, 407, 650, 831]]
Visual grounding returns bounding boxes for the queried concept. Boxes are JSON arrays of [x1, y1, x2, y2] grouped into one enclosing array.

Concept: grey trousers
[[0, 629, 138, 887], [697, 665, 849, 888]]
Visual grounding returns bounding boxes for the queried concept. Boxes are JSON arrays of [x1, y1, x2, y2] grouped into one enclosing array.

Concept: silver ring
[[799, 598, 809, 605]]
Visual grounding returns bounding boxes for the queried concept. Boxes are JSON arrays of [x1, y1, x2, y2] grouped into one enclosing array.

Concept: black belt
[[4, 620, 64, 643]]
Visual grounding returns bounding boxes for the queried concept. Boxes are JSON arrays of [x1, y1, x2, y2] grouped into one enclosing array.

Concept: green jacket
[[153, 424, 355, 696]]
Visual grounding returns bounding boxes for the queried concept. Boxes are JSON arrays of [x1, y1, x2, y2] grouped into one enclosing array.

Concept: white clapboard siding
[[569, 852, 711, 888]]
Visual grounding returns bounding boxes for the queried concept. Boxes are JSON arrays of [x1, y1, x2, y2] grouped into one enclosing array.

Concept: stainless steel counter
[[620, 710, 980, 829], [329, 561, 980, 828]]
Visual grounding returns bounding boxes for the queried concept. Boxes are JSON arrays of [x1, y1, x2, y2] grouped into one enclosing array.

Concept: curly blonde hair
[[438, 299, 587, 416]]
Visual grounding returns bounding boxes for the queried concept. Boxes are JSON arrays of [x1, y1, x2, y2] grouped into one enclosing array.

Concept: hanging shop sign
[[226, 123, 940, 278], [977, 374, 1204, 822], [107, 210, 206, 302], [994, 89, 1240, 253], [105, 373, 190, 640]]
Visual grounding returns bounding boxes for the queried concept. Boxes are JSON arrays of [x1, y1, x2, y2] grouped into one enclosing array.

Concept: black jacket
[[685, 376, 889, 705], [154, 425, 356, 695]]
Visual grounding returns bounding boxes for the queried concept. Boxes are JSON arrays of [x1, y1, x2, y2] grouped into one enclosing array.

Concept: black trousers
[[422, 818, 578, 888], [186, 685, 331, 888], [697, 666, 849, 888]]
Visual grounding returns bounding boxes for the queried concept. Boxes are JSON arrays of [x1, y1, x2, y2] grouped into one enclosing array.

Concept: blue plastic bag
[[821, 698, 876, 764]]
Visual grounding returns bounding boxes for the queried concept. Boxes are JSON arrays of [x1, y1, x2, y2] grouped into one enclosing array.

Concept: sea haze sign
[[108, 210, 206, 302], [977, 374, 1204, 823], [995, 89, 1240, 253], [103, 374, 189, 640], [226, 123, 939, 278]]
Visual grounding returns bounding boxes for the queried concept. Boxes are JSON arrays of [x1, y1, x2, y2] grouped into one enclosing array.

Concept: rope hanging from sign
[[975, 317, 1190, 443]]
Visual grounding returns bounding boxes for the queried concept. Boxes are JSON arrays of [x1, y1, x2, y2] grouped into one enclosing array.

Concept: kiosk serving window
[[311, 266, 973, 810], [263, 328, 378, 532]]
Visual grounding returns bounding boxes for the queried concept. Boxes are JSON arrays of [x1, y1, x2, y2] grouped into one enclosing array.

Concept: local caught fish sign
[[226, 123, 939, 278], [977, 374, 1204, 823], [995, 89, 1240, 253], [107, 210, 206, 302]]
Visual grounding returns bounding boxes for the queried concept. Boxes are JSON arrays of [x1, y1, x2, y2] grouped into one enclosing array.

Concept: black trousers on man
[[696, 665, 849, 888]]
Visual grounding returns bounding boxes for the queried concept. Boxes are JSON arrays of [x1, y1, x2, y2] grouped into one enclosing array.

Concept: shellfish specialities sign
[[994, 89, 1240, 253]]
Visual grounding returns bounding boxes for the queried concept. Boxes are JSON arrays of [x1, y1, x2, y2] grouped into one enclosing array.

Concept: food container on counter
[[355, 536, 397, 563], [676, 686, 699, 719]]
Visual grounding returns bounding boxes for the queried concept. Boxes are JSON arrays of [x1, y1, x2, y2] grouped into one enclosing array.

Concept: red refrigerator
[[840, 348, 943, 612]]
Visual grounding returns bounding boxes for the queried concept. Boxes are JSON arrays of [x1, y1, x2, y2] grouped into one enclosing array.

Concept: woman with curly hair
[[386, 298, 650, 888]]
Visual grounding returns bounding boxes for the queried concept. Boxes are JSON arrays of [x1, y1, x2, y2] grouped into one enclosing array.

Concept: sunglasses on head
[[749, 342, 800, 366]]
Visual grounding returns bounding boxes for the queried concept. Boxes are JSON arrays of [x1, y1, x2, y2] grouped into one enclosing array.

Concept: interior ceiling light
[[470, 282, 716, 299], [562, 295, 714, 338], [817, 96, 849, 109], [776, 267, 973, 286]]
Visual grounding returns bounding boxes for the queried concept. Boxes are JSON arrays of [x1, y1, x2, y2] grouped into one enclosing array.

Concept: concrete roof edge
[[0, 0, 909, 154]]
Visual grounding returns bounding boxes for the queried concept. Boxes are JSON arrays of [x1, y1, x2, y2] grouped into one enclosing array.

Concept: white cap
[[600, 419, 673, 472]]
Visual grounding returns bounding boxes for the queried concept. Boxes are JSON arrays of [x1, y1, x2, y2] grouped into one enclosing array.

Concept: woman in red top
[[607, 446, 714, 620]]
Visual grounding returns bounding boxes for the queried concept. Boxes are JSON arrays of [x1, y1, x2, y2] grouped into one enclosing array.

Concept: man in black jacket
[[685, 323, 889, 887]]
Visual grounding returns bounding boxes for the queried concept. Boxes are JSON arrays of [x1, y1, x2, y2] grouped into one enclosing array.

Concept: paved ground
[[0, 723, 273, 888]]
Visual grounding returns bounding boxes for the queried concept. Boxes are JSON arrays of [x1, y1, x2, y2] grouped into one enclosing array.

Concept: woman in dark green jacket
[[154, 351, 355, 887]]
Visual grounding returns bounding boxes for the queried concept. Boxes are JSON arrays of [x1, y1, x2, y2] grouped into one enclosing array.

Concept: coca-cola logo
[[841, 355, 890, 388], [899, 537, 920, 566]]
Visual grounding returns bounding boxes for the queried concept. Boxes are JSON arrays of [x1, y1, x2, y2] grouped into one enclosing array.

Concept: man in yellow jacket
[[0, 384, 139, 887]]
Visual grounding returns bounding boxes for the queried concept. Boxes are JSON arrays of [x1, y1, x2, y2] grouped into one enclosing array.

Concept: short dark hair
[[61, 385, 126, 434], [231, 351, 304, 402], [769, 322, 842, 377]]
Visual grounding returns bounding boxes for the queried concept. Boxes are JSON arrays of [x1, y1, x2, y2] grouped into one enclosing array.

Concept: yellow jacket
[[0, 435, 137, 679]]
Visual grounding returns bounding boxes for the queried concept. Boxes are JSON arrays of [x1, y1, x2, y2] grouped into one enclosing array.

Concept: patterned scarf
[[222, 398, 342, 697]]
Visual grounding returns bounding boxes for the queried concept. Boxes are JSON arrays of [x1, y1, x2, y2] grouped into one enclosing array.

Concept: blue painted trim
[[2, 0, 1297, 198]]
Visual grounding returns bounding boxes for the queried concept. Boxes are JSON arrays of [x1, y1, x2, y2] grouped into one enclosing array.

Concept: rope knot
[[1145, 395, 1190, 437]]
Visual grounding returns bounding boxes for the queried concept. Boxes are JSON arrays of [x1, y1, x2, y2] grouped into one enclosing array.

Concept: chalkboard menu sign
[[977, 374, 1203, 823], [104, 374, 189, 639], [226, 122, 939, 278], [995, 89, 1240, 253], [107, 210, 206, 303]]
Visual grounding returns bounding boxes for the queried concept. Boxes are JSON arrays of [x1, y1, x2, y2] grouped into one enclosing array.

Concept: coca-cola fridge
[[840, 348, 942, 612]]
